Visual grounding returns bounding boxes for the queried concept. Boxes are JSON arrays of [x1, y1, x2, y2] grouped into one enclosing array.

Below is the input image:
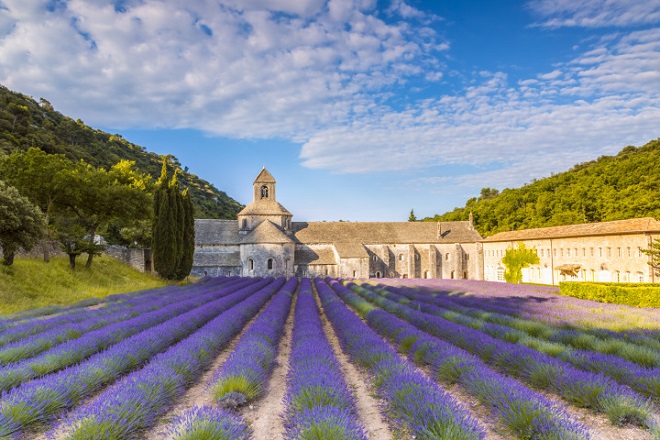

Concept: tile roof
[[240, 220, 295, 244], [237, 199, 293, 217], [483, 217, 660, 242], [254, 167, 276, 183], [292, 221, 482, 244], [194, 220, 240, 245], [334, 242, 369, 258], [294, 245, 337, 265], [193, 252, 241, 266]]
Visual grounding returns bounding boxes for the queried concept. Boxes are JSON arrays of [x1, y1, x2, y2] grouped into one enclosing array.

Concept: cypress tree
[[153, 158, 178, 279], [176, 187, 195, 279], [169, 170, 183, 279]]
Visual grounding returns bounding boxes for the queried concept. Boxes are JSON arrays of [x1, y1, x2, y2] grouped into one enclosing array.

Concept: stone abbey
[[192, 168, 660, 284]]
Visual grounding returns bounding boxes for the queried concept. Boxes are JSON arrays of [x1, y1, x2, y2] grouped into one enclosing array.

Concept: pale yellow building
[[482, 218, 660, 285]]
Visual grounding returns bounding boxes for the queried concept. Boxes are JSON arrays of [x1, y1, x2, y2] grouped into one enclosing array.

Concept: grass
[[0, 256, 169, 315]]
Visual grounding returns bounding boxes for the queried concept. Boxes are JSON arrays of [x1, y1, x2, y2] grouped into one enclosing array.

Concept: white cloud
[[0, 0, 444, 136], [528, 0, 660, 28], [300, 27, 660, 191]]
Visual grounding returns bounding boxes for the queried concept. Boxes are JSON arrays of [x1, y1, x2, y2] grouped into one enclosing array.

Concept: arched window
[[249, 259, 254, 271], [353, 270, 357, 277], [242, 219, 247, 229], [261, 185, 269, 198], [376, 271, 381, 278], [399, 254, 403, 261], [267, 258, 273, 270]]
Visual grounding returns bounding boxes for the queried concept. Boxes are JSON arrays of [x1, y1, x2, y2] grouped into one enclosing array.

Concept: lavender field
[[1, 277, 659, 439]]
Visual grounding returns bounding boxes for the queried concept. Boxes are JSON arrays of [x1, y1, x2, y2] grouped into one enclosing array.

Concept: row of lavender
[[0, 278, 248, 365], [0, 277, 277, 437], [348, 281, 660, 437], [375, 284, 660, 401]]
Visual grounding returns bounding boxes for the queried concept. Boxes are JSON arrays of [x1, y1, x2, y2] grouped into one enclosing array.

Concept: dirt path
[[315, 290, 395, 440], [144, 300, 274, 440], [240, 293, 296, 439]]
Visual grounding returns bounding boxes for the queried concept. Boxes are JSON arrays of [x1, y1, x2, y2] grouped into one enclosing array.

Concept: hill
[[0, 84, 243, 219], [0, 256, 168, 314], [423, 138, 660, 236]]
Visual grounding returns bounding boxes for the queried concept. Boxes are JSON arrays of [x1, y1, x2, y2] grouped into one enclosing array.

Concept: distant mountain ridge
[[0, 84, 243, 219], [423, 138, 660, 237]]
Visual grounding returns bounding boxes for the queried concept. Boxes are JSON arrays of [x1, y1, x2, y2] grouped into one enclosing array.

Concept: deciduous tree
[[502, 242, 539, 284], [0, 181, 45, 266]]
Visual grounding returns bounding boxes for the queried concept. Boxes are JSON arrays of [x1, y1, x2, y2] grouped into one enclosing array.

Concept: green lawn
[[0, 256, 170, 315]]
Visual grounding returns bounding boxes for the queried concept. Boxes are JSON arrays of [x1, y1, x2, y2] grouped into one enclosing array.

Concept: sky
[[0, 0, 659, 222]]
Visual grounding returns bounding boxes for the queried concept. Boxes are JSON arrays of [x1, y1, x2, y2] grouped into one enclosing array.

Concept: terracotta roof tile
[[292, 221, 482, 244], [294, 245, 337, 265], [483, 217, 660, 242], [194, 219, 239, 245], [240, 220, 294, 244]]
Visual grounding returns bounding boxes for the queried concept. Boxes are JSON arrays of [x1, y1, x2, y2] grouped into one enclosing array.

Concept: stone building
[[193, 168, 483, 279], [482, 218, 660, 285]]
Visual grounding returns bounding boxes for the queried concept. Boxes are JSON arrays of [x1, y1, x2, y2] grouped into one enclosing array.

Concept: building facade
[[482, 218, 660, 285], [192, 168, 483, 279], [193, 168, 660, 284]]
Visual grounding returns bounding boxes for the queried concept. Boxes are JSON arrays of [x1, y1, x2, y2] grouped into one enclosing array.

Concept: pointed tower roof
[[254, 167, 276, 184], [240, 220, 294, 244]]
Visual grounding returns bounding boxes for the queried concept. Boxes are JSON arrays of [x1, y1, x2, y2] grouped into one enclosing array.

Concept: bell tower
[[237, 167, 293, 233]]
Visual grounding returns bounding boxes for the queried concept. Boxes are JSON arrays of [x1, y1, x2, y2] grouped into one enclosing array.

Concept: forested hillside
[[0, 85, 243, 219], [424, 138, 660, 236]]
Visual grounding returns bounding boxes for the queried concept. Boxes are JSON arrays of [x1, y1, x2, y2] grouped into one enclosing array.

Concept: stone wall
[[105, 245, 152, 273]]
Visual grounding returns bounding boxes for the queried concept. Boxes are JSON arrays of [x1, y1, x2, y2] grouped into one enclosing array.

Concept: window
[[267, 258, 273, 270], [260, 185, 269, 198], [627, 247, 631, 257], [574, 248, 578, 256], [554, 249, 557, 257], [372, 255, 377, 261], [496, 267, 504, 281], [617, 247, 621, 257], [446, 253, 450, 261], [465, 254, 469, 260], [582, 248, 586, 257], [560, 248, 564, 257], [242, 219, 247, 229], [616, 270, 620, 282], [566, 248, 570, 257], [599, 247, 602, 257], [249, 259, 254, 270], [607, 247, 611, 257], [415, 254, 420, 261], [353, 270, 357, 277], [399, 254, 404, 261], [285, 258, 290, 270], [590, 247, 594, 257]]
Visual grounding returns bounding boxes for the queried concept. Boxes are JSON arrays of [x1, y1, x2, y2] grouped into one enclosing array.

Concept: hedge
[[559, 282, 660, 308]]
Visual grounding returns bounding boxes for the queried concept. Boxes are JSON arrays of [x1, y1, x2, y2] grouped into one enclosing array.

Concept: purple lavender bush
[[47, 277, 286, 439], [345, 282, 660, 435], [284, 278, 367, 440], [317, 279, 485, 440], [167, 405, 252, 440], [211, 277, 297, 408], [0, 277, 272, 437]]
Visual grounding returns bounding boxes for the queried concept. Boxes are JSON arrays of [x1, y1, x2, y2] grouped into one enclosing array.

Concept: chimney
[[437, 222, 442, 239]]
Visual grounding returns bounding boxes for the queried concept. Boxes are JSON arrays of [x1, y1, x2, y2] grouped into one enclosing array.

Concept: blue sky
[[0, 0, 658, 221]]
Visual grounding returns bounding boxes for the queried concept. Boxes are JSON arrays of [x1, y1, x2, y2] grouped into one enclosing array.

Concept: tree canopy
[[423, 138, 660, 236], [0, 181, 45, 265], [502, 242, 539, 284]]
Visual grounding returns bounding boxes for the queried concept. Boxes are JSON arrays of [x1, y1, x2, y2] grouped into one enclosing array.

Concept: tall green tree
[[0, 148, 72, 262], [641, 238, 660, 277], [408, 209, 417, 222], [152, 159, 195, 280], [177, 187, 195, 279], [502, 242, 540, 284], [0, 181, 45, 266], [152, 159, 178, 279], [64, 160, 152, 268]]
